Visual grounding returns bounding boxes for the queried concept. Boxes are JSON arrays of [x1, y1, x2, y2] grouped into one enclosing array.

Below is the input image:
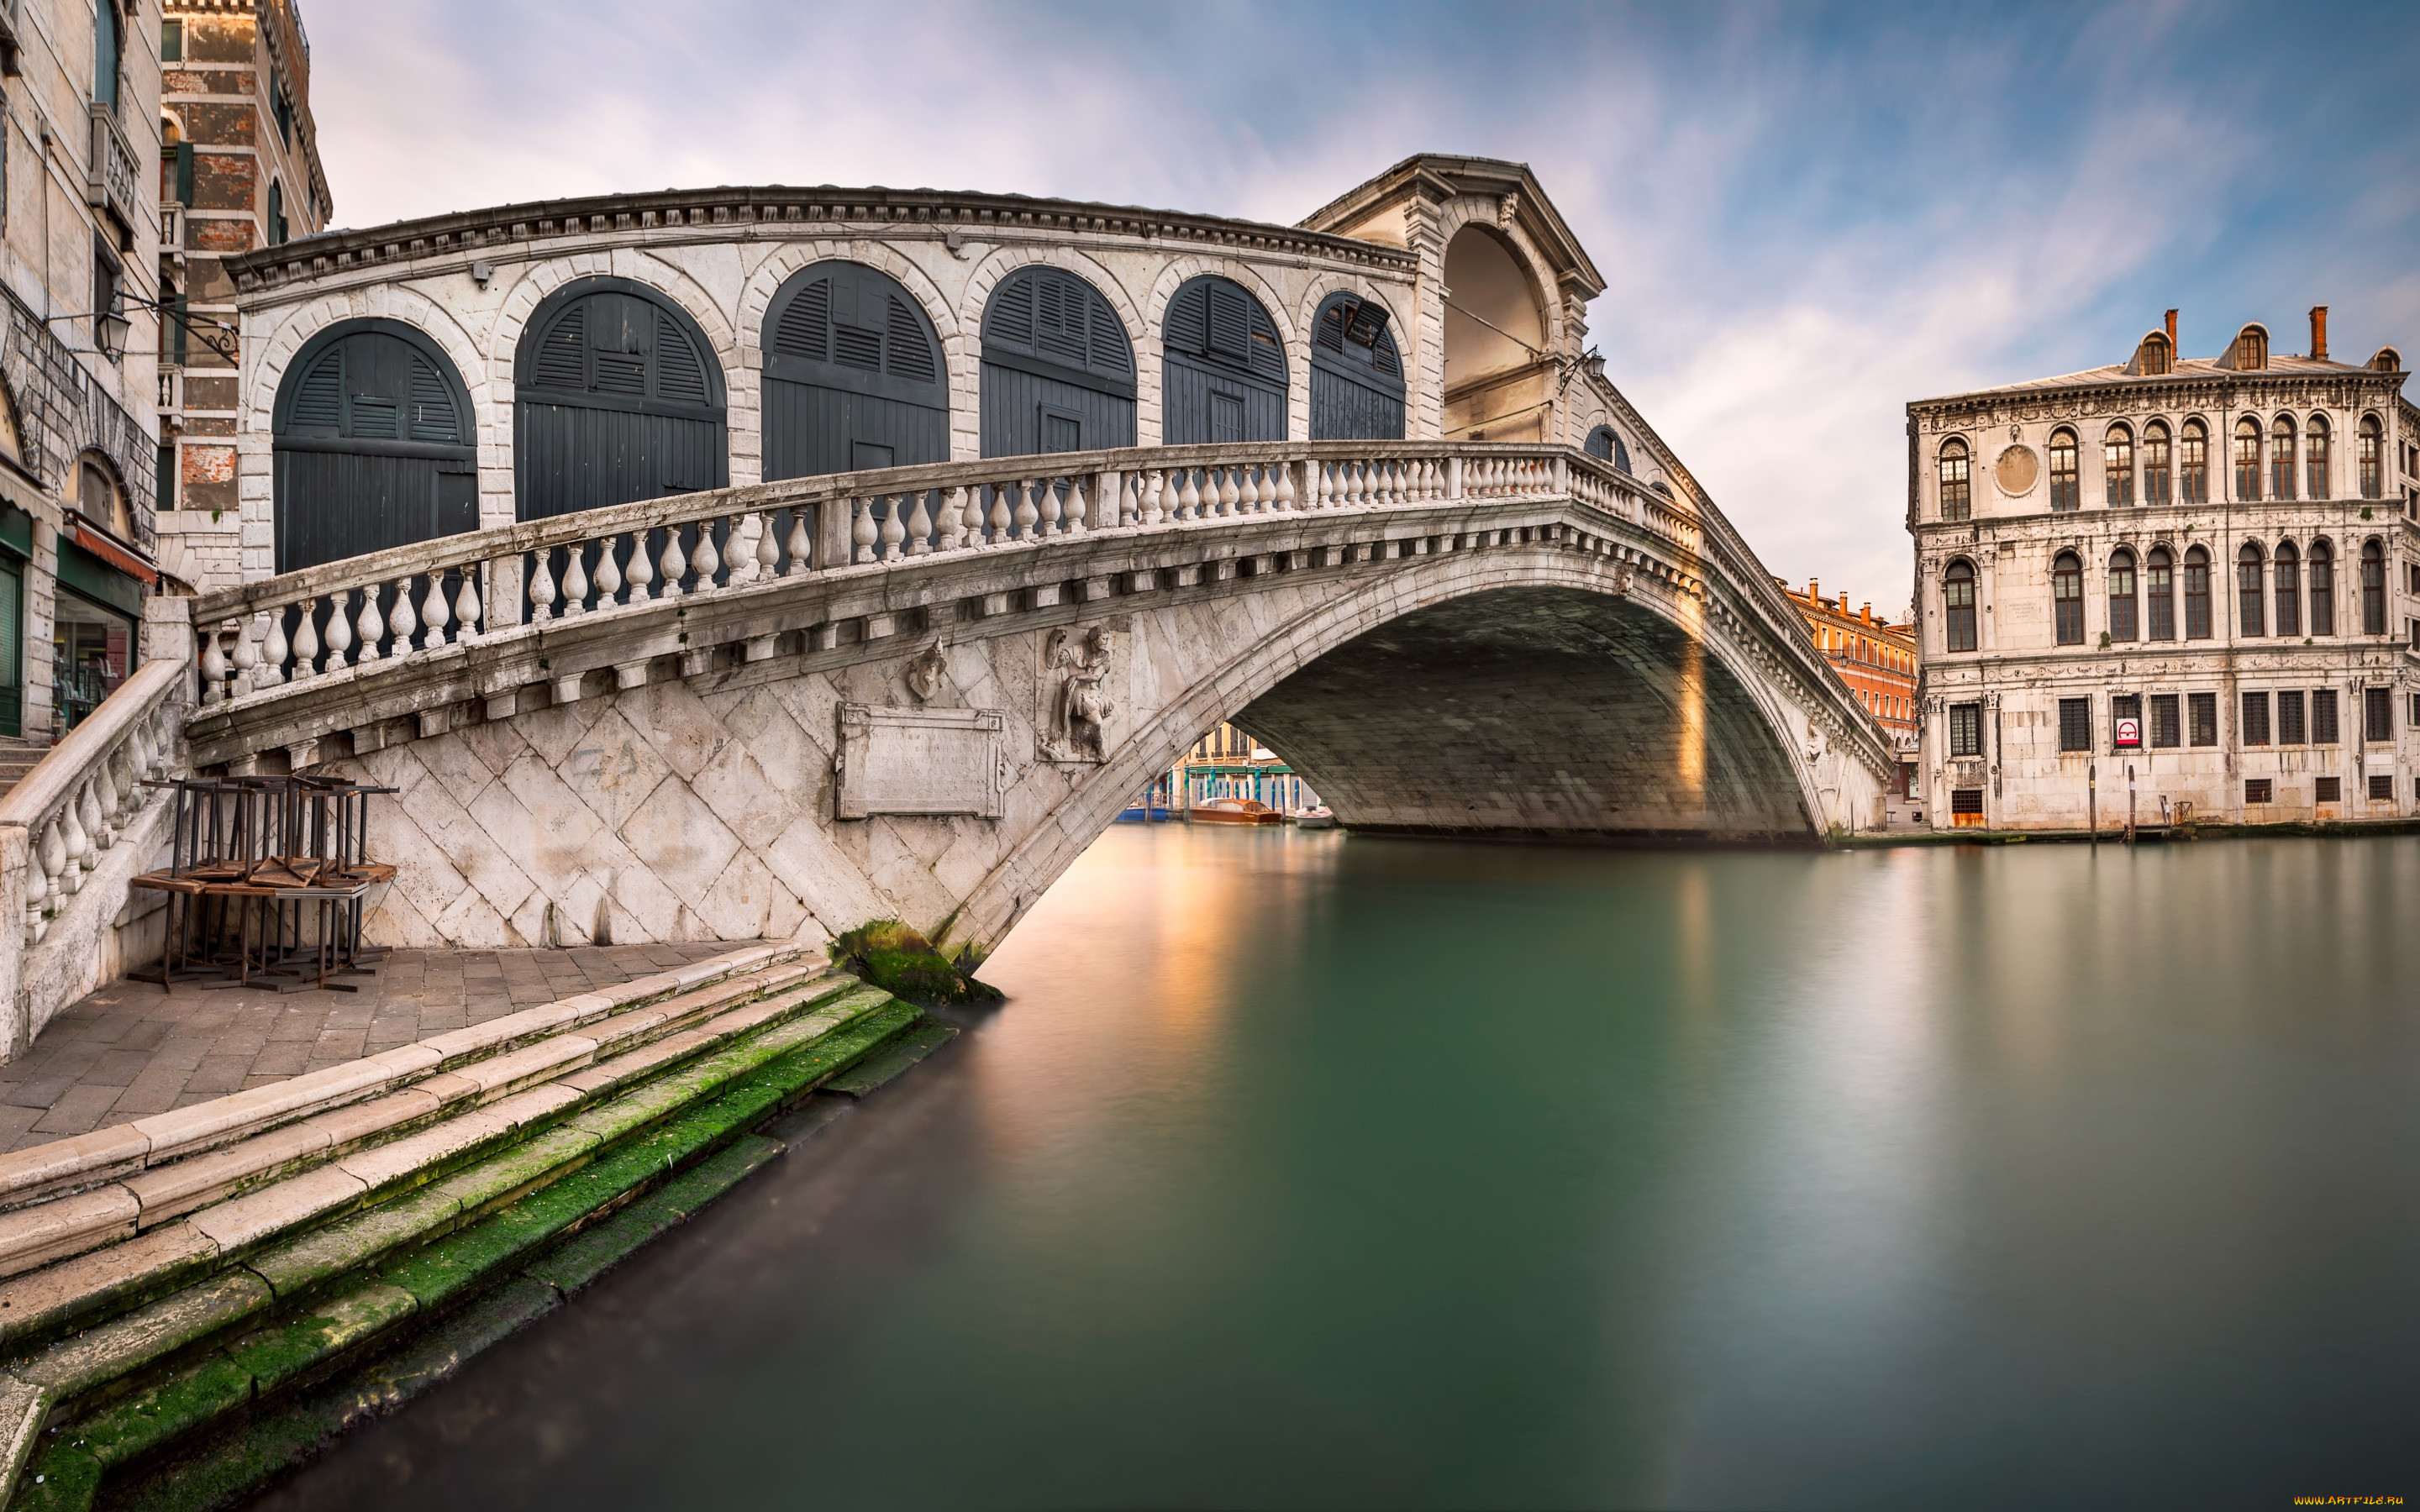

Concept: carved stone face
[[1995, 444, 2039, 495]]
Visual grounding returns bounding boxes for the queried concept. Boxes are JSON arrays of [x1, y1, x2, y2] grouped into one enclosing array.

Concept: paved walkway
[[0, 943, 741, 1153]]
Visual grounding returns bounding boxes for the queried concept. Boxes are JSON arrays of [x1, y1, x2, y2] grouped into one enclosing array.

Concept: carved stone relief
[[1994, 444, 2039, 495], [903, 642, 949, 704], [1039, 622, 1122, 764]]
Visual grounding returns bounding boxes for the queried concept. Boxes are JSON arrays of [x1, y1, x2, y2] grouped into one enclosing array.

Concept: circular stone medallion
[[1995, 444, 2039, 495]]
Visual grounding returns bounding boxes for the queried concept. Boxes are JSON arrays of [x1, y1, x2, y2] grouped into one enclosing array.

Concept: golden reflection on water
[[1675, 602, 1707, 811]]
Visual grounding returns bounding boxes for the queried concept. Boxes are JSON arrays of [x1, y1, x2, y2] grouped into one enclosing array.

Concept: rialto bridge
[[0, 156, 1890, 1038]]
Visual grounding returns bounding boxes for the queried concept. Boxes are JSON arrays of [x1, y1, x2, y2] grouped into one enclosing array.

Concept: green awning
[[58, 538, 142, 617]]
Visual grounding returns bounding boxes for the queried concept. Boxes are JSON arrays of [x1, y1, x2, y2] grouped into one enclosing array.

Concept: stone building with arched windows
[[1908, 307, 2420, 831]]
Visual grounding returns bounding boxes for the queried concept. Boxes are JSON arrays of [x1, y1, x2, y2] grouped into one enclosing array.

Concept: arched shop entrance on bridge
[[1161, 275, 1287, 444], [1442, 226, 1549, 442], [979, 266, 1135, 458], [762, 261, 950, 479], [273, 318, 478, 571], [514, 278, 727, 522], [1307, 291, 1405, 441]]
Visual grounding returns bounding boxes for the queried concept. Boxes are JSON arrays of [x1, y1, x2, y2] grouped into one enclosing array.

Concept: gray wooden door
[[1307, 292, 1404, 441], [274, 318, 479, 573], [762, 262, 949, 480], [1162, 276, 1286, 445], [514, 279, 727, 522], [980, 266, 1134, 457]]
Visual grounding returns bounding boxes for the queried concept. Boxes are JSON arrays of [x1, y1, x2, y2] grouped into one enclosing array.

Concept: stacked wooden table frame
[[131, 775, 398, 992]]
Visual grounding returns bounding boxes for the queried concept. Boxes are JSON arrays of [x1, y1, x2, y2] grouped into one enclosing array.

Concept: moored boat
[[1291, 806, 1336, 828], [1189, 797, 1284, 825]]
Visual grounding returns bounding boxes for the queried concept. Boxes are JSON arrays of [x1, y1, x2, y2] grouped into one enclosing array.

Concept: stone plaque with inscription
[[834, 705, 1007, 820]]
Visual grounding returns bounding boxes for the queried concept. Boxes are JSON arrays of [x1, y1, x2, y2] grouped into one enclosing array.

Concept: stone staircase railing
[[186, 441, 1675, 706], [0, 659, 188, 1056]]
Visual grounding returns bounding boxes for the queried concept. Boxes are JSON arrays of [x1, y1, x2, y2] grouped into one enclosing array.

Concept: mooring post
[[2089, 762, 2097, 846], [2127, 763, 2137, 845]]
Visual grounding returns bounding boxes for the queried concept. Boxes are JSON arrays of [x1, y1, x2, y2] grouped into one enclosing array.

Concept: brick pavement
[[0, 942, 741, 1152]]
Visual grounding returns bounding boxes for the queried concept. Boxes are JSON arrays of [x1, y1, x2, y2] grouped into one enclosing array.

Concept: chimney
[[2310, 306, 2328, 362], [1861, 602, 1872, 623], [1807, 576, 1819, 603], [1839, 591, 1849, 615], [2165, 308, 2177, 348]]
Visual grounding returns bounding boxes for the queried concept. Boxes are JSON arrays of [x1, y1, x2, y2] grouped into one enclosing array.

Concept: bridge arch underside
[[1236, 587, 1810, 840]]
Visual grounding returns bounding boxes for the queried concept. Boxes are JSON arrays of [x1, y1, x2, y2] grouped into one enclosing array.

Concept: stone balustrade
[[0, 660, 185, 948], [186, 442, 1666, 708]]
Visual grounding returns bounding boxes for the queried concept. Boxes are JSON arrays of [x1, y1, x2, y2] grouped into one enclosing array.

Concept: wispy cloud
[[302, 0, 2420, 610]]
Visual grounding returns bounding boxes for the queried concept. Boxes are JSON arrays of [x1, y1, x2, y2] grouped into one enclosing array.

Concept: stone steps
[[0, 952, 926, 1509]]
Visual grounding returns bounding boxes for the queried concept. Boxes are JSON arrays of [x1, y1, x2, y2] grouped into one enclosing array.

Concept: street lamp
[[94, 303, 131, 361]]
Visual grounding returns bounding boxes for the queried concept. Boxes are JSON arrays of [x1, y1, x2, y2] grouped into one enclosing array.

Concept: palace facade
[[1782, 576, 1916, 787], [1908, 309, 2419, 830]]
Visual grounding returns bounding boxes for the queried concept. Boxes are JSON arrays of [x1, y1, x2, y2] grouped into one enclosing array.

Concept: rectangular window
[[2189, 691, 2218, 747], [2149, 693, 2181, 748], [2410, 691, 2420, 727], [2316, 776, 2342, 804], [2238, 553, 2265, 637], [2112, 693, 2142, 750], [2365, 774, 2392, 801], [2278, 690, 2306, 745], [2365, 685, 2393, 743], [2242, 690, 2270, 746], [160, 18, 182, 62], [2246, 779, 2274, 805], [2058, 697, 2091, 753], [1948, 702, 1982, 758], [2315, 689, 2339, 745]]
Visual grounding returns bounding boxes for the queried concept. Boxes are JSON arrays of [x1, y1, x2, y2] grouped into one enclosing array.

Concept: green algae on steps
[[13, 1000, 926, 1512], [823, 1019, 960, 1097]]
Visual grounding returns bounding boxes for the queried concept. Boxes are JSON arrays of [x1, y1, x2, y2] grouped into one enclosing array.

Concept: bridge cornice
[[228, 186, 1421, 302]]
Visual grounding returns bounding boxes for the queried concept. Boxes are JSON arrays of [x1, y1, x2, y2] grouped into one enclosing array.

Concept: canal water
[[260, 828, 2420, 1510]]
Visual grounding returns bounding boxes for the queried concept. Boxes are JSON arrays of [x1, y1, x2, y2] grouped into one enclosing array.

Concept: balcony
[[159, 202, 185, 266], [87, 103, 138, 250]]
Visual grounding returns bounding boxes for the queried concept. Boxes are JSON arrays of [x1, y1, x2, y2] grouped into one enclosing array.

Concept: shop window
[[51, 587, 130, 733]]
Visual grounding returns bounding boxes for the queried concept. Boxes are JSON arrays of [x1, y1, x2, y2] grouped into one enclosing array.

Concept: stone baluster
[[355, 585, 386, 661], [658, 527, 689, 593], [936, 487, 967, 552], [1150, 470, 1172, 526], [230, 613, 260, 693], [57, 786, 89, 893], [1039, 479, 1063, 537], [1179, 469, 1202, 520], [1248, 467, 1270, 512], [29, 817, 62, 939], [198, 622, 229, 705], [1276, 462, 1297, 512], [693, 520, 723, 585], [454, 566, 483, 638], [757, 511, 785, 576], [292, 600, 321, 679], [1214, 467, 1238, 517], [1065, 476, 1088, 534], [561, 544, 591, 614], [1011, 479, 1038, 539], [79, 782, 105, 867], [594, 537, 624, 605], [261, 606, 291, 681], [852, 497, 878, 563], [21, 822, 48, 945], [783, 511, 812, 574], [322, 593, 355, 670], [417, 575, 450, 649], [875, 496, 904, 560], [386, 580, 418, 654], [904, 491, 934, 555], [1107, 472, 1131, 528], [529, 554, 559, 622]]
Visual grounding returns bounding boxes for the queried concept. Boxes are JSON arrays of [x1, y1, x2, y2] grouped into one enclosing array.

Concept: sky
[[300, 0, 2420, 617]]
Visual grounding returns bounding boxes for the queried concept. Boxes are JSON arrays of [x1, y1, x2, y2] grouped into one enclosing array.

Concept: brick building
[[154, 0, 328, 590], [1784, 577, 1918, 790]]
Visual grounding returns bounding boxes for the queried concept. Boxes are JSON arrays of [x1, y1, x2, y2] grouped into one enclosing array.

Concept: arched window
[[977, 265, 1134, 459], [1162, 275, 1286, 444], [2234, 417, 2262, 501], [2180, 419, 2208, 503], [762, 262, 947, 479], [2233, 324, 2270, 370], [2274, 539, 2301, 637], [2145, 545, 2175, 639], [2135, 331, 2173, 376], [2107, 549, 2138, 641], [2183, 545, 2212, 638], [276, 318, 478, 572], [2270, 414, 2296, 501], [2360, 415, 2382, 498], [2306, 415, 2330, 500], [2309, 538, 2334, 636], [75, 454, 131, 540], [267, 180, 287, 246], [1944, 559, 1977, 652], [516, 278, 727, 522], [2104, 423, 2134, 507], [1585, 425, 1633, 474], [1307, 291, 1405, 441], [1939, 438, 1970, 521], [2049, 428, 2080, 511], [2143, 420, 2171, 505], [2052, 551, 2085, 643], [2361, 538, 2386, 634], [2238, 542, 2266, 636]]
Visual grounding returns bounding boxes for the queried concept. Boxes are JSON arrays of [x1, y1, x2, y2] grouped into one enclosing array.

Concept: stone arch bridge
[[171, 441, 1892, 957]]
